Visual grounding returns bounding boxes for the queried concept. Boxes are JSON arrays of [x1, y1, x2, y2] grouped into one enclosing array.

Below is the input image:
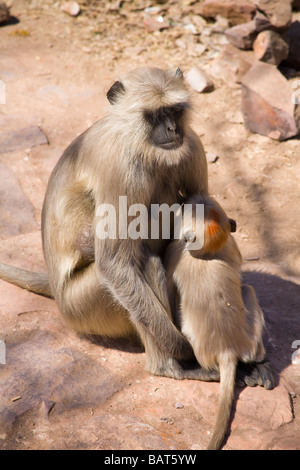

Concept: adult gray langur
[[0, 67, 274, 387]]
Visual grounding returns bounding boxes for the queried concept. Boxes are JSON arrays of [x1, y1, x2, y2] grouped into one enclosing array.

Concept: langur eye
[[173, 107, 183, 115], [184, 230, 196, 244]]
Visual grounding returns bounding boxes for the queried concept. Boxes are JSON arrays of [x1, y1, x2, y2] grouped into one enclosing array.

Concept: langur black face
[[144, 104, 188, 150], [106, 68, 190, 150]]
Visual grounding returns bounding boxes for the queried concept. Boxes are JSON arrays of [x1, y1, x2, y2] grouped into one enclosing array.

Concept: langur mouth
[[159, 138, 183, 150]]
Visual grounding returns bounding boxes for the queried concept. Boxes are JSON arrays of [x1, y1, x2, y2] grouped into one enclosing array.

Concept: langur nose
[[167, 120, 177, 133]]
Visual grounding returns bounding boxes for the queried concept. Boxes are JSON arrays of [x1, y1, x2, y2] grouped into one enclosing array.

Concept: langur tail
[[0, 262, 52, 298], [206, 355, 236, 450]]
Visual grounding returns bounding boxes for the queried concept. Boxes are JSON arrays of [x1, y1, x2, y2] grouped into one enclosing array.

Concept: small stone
[[210, 44, 254, 83], [292, 344, 300, 365], [206, 152, 219, 163], [175, 402, 184, 409], [186, 66, 214, 93], [225, 11, 275, 50], [184, 23, 198, 35], [253, 10, 272, 31], [196, 0, 256, 26], [0, 1, 9, 24], [61, 1, 80, 17], [225, 20, 258, 49], [253, 30, 289, 66], [39, 400, 55, 420], [11, 396, 21, 402], [255, 0, 292, 31], [144, 16, 169, 32], [191, 43, 207, 57], [211, 15, 230, 33]]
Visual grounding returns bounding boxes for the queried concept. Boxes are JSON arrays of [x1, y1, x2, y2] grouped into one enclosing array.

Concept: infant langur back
[[165, 195, 265, 450]]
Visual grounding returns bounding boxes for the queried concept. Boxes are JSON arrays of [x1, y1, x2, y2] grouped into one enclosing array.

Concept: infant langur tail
[[207, 355, 237, 451], [0, 262, 52, 298]]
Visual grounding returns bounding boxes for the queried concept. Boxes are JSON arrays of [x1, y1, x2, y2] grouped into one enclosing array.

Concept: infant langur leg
[[142, 248, 219, 381], [236, 284, 274, 390]]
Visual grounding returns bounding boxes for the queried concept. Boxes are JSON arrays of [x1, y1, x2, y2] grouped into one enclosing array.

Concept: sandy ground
[[0, 0, 299, 451]]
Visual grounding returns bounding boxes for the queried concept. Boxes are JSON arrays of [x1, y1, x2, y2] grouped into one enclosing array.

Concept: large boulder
[[241, 62, 300, 140]]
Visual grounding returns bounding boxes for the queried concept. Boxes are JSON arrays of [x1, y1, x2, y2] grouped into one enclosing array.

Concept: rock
[[183, 23, 198, 35], [253, 30, 289, 65], [0, 331, 123, 433], [174, 377, 294, 450], [292, 0, 300, 9], [225, 19, 258, 49], [144, 16, 170, 32], [0, 1, 9, 24], [253, 10, 273, 31], [175, 402, 184, 409], [196, 0, 256, 26], [240, 383, 293, 431], [62, 414, 178, 450], [241, 62, 300, 140], [186, 66, 214, 93], [272, 437, 300, 450], [0, 163, 37, 239], [206, 152, 219, 163], [284, 21, 300, 70], [191, 43, 207, 57], [254, 0, 292, 31], [38, 400, 56, 420], [225, 10, 281, 50], [210, 43, 255, 83], [0, 126, 48, 154], [61, 1, 80, 17], [211, 14, 230, 33]]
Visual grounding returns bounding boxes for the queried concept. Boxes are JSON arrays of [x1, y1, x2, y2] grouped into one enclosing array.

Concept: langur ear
[[107, 81, 125, 105], [175, 67, 184, 79], [228, 218, 237, 233]]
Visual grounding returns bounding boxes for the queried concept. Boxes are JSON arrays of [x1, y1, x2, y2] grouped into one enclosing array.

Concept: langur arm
[[180, 134, 209, 198], [95, 238, 193, 360]]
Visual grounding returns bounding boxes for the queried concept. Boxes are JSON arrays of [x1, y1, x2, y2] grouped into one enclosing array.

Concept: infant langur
[[165, 195, 266, 450]]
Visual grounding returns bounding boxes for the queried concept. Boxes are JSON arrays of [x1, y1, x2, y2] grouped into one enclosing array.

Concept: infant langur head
[[180, 195, 236, 255]]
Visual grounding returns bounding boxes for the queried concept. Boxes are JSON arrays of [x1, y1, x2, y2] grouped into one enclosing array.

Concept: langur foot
[[150, 358, 220, 381], [236, 360, 275, 390]]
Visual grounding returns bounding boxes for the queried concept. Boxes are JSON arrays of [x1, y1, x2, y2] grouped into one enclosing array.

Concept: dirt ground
[[0, 0, 299, 451]]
